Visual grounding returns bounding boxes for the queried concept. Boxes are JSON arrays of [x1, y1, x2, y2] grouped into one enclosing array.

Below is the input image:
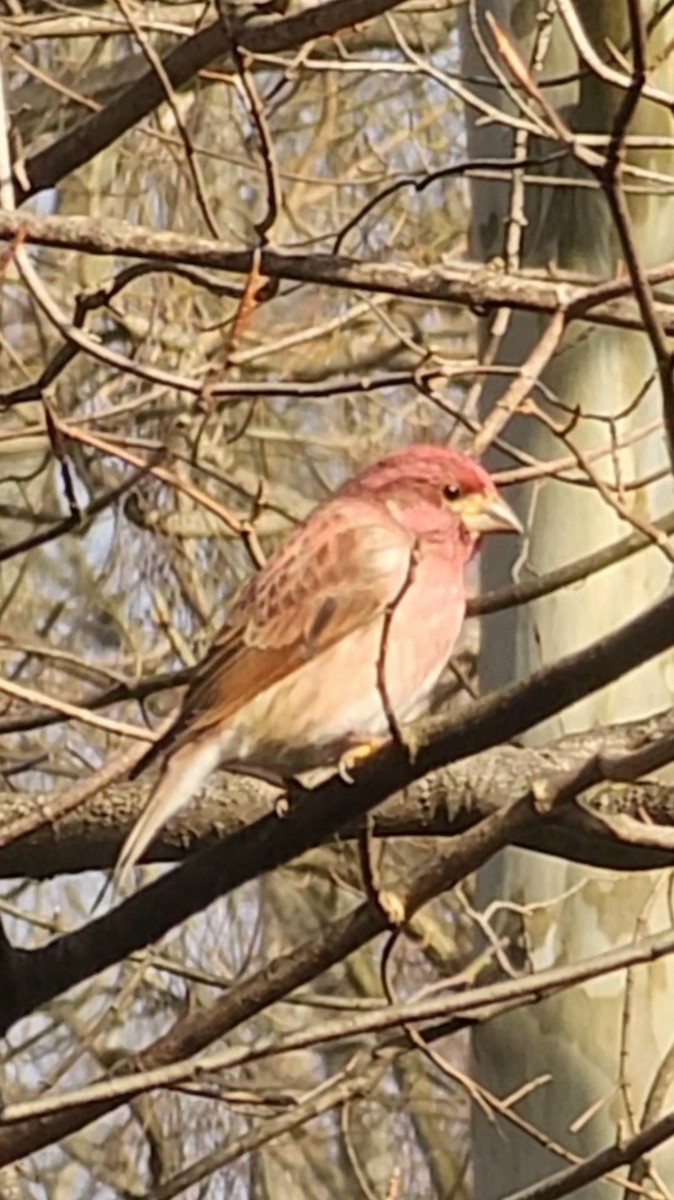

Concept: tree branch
[[2, 582, 674, 1034], [17, 0, 412, 202], [3, 714, 674, 879], [1, 209, 674, 339]]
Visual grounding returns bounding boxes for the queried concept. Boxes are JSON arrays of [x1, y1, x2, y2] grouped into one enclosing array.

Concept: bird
[[114, 444, 521, 884]]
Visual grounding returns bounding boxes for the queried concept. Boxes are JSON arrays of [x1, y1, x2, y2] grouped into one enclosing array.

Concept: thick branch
[[2, 584, 674, 1033], [18, 0, 410, 202], [1, 209, 674, 337], [3, 715, 674, 879], [0, 792, 534, 1162]]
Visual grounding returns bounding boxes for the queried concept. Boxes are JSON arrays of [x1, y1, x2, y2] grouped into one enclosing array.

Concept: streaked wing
[[119, 499, 412, 877], [170, 498, 413, 746]]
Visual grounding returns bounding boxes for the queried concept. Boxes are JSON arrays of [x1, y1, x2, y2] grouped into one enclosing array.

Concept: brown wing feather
[[136, 498, 412, 770]]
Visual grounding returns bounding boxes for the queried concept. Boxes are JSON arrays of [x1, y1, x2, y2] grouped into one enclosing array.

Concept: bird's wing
[[116, 501, 416, 881], [179, 501, 413, 734], [167, 499, 415, 749]]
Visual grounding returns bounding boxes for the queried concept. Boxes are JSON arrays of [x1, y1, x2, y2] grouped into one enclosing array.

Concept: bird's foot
[[338, 736, 389, 783], [377, 889, 406, 926], [275, 775, 313, 817]]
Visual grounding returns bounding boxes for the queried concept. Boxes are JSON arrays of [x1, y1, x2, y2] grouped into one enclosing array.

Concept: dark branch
[[18, 0, 411, 202], [2, 715, 674, 879], [2, 582, 674, 1034]]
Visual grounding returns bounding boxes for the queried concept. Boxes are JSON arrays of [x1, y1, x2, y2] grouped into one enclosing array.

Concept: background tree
[[2, 1, 674, 1198], [463, 3, 674, 1194]]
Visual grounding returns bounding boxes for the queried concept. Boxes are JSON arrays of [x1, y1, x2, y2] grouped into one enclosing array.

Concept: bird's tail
[[113, 738, 223, 889]]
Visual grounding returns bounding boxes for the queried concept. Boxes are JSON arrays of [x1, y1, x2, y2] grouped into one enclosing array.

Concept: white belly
[[224, 553, 466, 773]]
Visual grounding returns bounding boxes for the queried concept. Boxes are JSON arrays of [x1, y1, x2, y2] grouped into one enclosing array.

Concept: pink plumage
[[114, 444, 520, 883]]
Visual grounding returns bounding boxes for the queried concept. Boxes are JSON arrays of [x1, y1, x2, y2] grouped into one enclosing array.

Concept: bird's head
[[343, 444, 521, 546]]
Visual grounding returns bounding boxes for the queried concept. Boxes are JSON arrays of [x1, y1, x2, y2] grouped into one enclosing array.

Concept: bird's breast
[[227, 549, 466, 774]]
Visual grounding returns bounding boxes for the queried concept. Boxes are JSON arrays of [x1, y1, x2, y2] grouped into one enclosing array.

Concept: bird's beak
[[456, 491, 523, 536]]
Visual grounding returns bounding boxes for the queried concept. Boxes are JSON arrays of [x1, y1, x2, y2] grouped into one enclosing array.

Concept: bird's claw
[[276, 775, 313, 816], [338, 737, 388, 783]]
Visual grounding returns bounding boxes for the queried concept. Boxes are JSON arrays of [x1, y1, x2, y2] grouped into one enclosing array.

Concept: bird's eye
[[443, 482, 461, 502]]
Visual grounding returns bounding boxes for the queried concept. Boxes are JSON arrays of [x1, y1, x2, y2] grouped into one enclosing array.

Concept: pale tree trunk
[[462, 2, 674, 1194]]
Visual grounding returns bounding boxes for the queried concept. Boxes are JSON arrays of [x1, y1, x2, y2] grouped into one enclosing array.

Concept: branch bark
[[3, 581, 674, 1034], [3, 714, 674, 879], [17, 0, 412, 202], [1, 209, 674, 341]]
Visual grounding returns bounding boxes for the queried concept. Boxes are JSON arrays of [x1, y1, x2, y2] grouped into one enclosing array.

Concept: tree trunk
[[462, 2, 674, 1194]]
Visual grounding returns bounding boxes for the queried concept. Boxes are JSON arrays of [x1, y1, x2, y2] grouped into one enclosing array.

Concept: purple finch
[[115, 444, 520, 882]]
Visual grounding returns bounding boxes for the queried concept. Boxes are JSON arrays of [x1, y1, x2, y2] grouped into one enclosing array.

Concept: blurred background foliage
[[0, 1, 482, 1195]]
